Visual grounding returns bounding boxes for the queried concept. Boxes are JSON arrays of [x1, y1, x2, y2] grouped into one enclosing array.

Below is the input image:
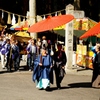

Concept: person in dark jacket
[[53, 43, 67, 89], [11, 40, 20, 71], [26, 39, 37, 71], [5, 39, 12, 71], [92, 45, 100, 88]]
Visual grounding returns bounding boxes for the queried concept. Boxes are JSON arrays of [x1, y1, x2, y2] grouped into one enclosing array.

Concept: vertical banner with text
[[65, 4, 74, 70]]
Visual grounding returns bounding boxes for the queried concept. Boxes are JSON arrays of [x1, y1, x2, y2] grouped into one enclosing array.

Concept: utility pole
[[29, 0, 37, 39]]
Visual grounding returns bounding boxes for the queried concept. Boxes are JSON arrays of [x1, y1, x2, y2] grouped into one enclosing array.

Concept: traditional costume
[[53, 43, 67, 89], [33, 54, 53, 90]]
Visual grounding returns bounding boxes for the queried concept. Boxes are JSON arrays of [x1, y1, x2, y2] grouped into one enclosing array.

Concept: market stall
[[54, 18, 97, 69], [78, 18, 98, 69]]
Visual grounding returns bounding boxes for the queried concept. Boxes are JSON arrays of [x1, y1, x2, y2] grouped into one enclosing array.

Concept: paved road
[[0, 61, 100, 100]]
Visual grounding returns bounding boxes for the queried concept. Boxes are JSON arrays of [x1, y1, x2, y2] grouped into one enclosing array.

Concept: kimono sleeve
[[32, 55, 40, 82]]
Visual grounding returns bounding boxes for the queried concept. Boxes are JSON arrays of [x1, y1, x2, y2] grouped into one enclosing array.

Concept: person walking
[[26, 39, 37, 71], [53, 43, 67, 89], [0, 36, 6, 69], [11, 40, 20, 71], [91, 42, 100, 83], [92, 45, 100, 88], [5, 39, 12, 71], [33, 47, 53, 90]]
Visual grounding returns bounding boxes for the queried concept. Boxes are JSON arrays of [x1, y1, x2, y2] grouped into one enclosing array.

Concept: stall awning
[[54, 29, 86, 37]]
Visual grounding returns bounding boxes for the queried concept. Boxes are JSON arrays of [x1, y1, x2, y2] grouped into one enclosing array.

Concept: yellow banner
[[76, 45, 87, 55]]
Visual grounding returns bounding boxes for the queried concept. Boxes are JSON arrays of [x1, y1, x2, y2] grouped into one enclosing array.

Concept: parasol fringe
[[12, 14, 16, 25], [18, 16, 21, 26], [7, 13, 12, 24]]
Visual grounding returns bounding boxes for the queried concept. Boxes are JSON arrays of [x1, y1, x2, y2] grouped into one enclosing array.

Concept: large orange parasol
[[80, 22, 100, 39], [28, 14, 74, 33]]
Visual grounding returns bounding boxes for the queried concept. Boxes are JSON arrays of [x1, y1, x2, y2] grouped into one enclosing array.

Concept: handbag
[[59, 67, 65, 77]]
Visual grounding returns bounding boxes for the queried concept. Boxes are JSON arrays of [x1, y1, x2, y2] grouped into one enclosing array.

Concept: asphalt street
[[0, 61, 100, 100]]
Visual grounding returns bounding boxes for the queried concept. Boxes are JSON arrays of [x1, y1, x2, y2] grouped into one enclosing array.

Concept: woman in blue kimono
[[33, 47, 53, 90]]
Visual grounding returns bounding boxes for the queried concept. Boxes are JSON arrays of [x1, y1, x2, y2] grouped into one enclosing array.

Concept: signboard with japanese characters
[[65, 4, 74, 69]]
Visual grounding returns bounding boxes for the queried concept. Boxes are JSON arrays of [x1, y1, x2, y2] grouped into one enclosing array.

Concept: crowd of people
[[26, 36, 67, 90], [0, 34, 67, 90], [0, 34, 20, 71], [0, 31, 100, 90]]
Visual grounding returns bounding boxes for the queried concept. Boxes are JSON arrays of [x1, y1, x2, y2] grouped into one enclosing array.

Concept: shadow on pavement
[[68, 82, 92, 88], [0, 69, 21, 74], [38, 82, 92, 92], [0, 66, 29, 74], [77, 67, 93, 72], [45, 86, 69, 92], [19, 65, 29, 71], [0, 70, 10, 74]]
